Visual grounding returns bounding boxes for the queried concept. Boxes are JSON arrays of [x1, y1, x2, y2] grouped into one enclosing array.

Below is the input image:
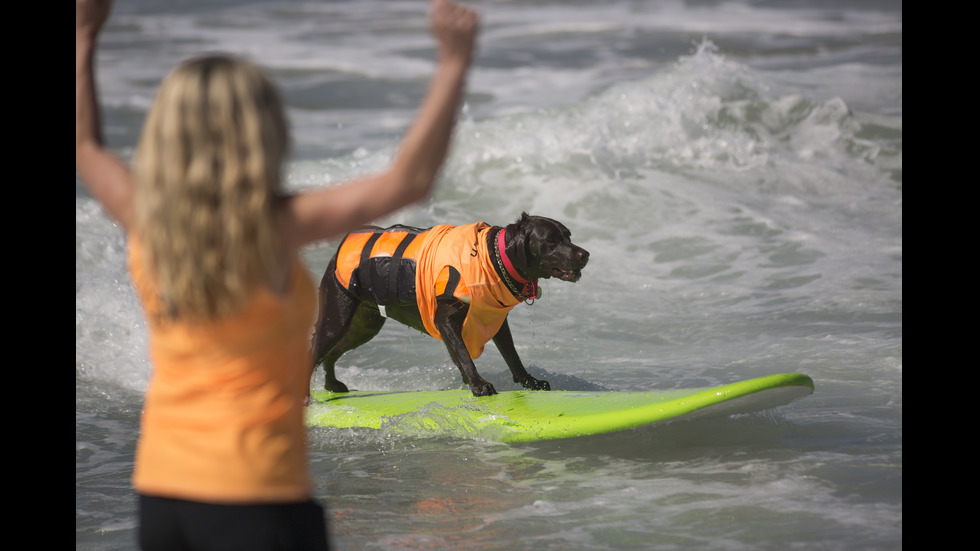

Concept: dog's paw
[[470, 381, 497, 396], [325, 380, 350, 393], [517, 376, 551, 391]]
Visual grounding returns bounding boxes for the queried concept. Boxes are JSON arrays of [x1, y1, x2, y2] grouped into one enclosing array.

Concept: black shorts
[[138, 494, 330, 551]]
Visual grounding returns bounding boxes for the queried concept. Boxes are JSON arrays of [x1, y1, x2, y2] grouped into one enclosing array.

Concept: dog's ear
[[513, 212, 533, 239]]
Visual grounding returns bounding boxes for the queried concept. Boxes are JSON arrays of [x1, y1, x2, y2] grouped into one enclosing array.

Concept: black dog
[[309, 213, 589, 396]]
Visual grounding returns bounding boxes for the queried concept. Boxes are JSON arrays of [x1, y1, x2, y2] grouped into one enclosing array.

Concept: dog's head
[[505, 212, 589, 282]]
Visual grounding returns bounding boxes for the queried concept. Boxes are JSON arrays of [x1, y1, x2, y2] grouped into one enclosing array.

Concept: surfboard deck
[[305, 372, 814, 443]]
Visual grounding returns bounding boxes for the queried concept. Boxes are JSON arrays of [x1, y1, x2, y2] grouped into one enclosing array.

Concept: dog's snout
[[577, 248, 590, 265]]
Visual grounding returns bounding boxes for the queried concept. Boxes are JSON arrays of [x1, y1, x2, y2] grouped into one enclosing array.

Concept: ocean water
[[75, 1, 902, 549]]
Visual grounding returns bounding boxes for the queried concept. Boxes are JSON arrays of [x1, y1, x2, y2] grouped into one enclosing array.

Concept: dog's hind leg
[[492, 318, 551, 391], [313, 303, 385, 392], [310, 258, 386, 393]]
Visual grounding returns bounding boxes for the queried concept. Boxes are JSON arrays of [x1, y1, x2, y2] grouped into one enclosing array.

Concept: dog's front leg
[[435, 300, 497, 396], [492, 318, 550, 391]]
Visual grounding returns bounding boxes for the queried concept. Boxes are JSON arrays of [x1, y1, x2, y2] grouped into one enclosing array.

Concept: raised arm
[[283, 0, 480, 249], [76, 0, 135, 231]]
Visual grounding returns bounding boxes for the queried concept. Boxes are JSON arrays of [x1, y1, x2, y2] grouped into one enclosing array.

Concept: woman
[[75, 0, 479, 549]]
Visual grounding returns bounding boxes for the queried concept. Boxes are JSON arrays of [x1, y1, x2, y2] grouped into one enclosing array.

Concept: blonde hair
[[133, 54, 290, 321]]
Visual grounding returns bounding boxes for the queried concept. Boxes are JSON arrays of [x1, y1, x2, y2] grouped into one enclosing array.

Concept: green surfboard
[[305, 372, 814, 443]]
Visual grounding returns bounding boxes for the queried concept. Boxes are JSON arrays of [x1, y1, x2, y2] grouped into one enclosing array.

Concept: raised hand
[[429, 0, 480, 64]]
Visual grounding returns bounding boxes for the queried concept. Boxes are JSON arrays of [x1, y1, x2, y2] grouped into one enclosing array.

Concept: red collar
[[497, 228, 539, 301]]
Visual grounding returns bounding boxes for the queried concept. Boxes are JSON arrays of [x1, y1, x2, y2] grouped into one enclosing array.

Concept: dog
[[309, 212, 589, 396]]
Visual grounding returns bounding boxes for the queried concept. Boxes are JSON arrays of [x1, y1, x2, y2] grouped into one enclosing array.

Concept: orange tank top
[[127, 237, 316, 504]]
